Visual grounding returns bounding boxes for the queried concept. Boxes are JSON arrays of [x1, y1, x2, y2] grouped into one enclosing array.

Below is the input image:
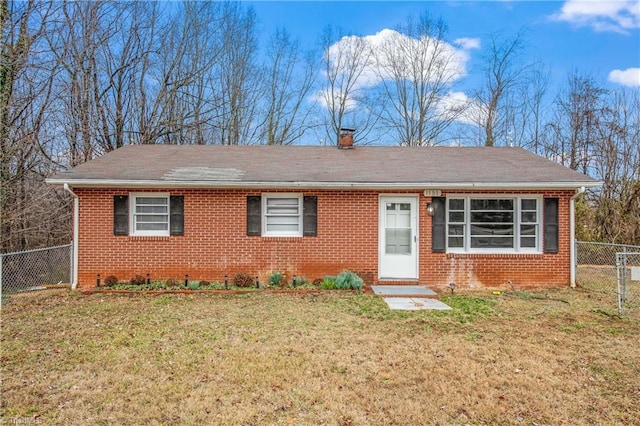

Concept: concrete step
[[383, 297, 452, 310], [371, 285, 438, 297]]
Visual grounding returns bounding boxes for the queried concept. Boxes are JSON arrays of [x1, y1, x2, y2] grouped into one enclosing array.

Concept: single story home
[[47, 143, 599, 290]]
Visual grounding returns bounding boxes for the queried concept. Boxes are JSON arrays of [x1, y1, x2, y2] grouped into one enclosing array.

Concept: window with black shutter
[[303, 196, 317, 236], [114, 195, 129, 235], [544, 198, 559, 253], [247, 196, 261, 236], [170, 195, 184, 236], [431, 197, 446, 253]]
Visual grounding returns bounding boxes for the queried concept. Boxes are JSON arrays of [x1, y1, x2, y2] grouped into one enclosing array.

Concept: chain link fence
[[0, 244, 72, 298], [616, 252, 640, 315], [576, 241, 640, 315]]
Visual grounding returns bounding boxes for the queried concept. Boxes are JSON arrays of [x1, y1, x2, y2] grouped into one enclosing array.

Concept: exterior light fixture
[[426, 202, 435, 216]]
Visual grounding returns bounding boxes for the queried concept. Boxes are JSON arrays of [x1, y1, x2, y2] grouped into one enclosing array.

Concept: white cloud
[[608, 67, 640, 87], [309, 88, 359, 112], [454, 37, 481, 50], [435, 91, 485, 126], [316, 29, 475, 111], [552, 0, 640, 34]]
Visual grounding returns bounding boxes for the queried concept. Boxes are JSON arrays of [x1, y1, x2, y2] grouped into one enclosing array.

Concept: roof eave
[[46, 178, 601, 191]]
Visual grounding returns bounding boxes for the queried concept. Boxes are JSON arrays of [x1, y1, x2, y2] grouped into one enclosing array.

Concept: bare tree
[[132, 2, 223, 145], [375, 14, 467, 146], [544, 73, 639, 245], [474, 30, 530, 147], [208, 2, 262, 145], [260, 28, 317, 145], [318, 25, 379, 146], [1, 0, 69, 251], [589, 89, 640, 244], [544, 72, 607, 173], [520, 64, 550, 154]]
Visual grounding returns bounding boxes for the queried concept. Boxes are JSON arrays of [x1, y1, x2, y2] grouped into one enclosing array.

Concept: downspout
[[64, 184, 79, 290], [570, 186, 585, 288]]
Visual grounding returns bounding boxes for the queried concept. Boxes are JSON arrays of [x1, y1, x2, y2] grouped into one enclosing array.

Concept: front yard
[[1, 288, 638, 425]]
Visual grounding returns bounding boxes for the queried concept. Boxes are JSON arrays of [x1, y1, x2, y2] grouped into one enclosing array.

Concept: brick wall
[[75, 188, 575, 290], [421, 189, 574, 289]]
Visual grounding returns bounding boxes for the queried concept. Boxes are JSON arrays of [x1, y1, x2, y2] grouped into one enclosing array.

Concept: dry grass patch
[[1, 288, 639, 425]]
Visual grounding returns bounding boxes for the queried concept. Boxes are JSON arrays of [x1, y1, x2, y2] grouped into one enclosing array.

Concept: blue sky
[[247, 0, 640, 92]]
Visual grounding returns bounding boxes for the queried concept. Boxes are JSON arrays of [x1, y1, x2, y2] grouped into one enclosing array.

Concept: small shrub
[[165, 277, 180, 288], [104, 275, 119, 287], [188, 281, 200, 290], [130, 274, 146, 286], [312, 278, 323, 287], [321, 275, 336, 290], [294, 276, 309, 286], [233, 273, 254, 288], [149, 281, 166, 290], [202, 281, 224, 290], [268, 271, 285, 288], [199, 280, 210, 287], [335, 271, 364, 291]]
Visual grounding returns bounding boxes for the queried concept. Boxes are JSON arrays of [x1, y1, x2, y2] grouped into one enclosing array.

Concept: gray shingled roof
[[47, 145, 599, 190]]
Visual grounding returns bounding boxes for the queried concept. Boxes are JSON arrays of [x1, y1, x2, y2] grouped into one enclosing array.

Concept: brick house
[[47, 144, 599, 290]]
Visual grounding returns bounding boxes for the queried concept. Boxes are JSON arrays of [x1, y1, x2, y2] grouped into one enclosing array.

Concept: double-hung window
[[130, 193, 170, 236], [447, 196, 540, 253], [262, 194, 303, 237]]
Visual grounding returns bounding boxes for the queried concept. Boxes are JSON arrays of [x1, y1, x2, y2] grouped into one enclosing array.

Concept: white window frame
[[446, 195, 542, 254], [262, 193, 303, 237], [130, 193, 170, 237]]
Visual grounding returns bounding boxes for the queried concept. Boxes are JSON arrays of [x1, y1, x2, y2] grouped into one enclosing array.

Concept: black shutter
[[247, 196, 261, 236], [303, 196, 318, 236], [114, 195, 129, 235], [170, 195, 184, 236], [431, 197, 446, 253], [544, 198, 559, 253]]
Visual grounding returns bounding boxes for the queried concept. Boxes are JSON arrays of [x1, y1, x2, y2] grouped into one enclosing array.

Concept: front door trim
[[378, 194, 419, 280]]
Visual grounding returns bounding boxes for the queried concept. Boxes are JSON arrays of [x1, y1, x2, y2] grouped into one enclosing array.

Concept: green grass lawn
[[1, 288, 639, 425]]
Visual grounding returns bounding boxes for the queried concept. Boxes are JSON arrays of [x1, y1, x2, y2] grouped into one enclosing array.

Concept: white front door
[[379, 196, 418, 279]]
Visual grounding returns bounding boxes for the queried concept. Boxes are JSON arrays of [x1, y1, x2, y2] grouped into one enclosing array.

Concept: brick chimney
[[338, 128, 356, 149]]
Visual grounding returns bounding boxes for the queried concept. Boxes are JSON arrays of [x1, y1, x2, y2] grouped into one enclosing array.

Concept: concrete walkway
[[371, 285, 451, 311]]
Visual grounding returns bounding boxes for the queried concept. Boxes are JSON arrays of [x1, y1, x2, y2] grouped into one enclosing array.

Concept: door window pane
[[385, 201, 412, 255], [385, 228, 411, 255]]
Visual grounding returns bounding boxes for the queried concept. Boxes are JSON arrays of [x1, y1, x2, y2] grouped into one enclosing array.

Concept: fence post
[[69, 243, 74, 287], [623, 246, 628, 302], [0, 253, 3, 306], [616, 253, 623, 314], [622, 250, 627, 303], [569, 238, 578, 288]]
